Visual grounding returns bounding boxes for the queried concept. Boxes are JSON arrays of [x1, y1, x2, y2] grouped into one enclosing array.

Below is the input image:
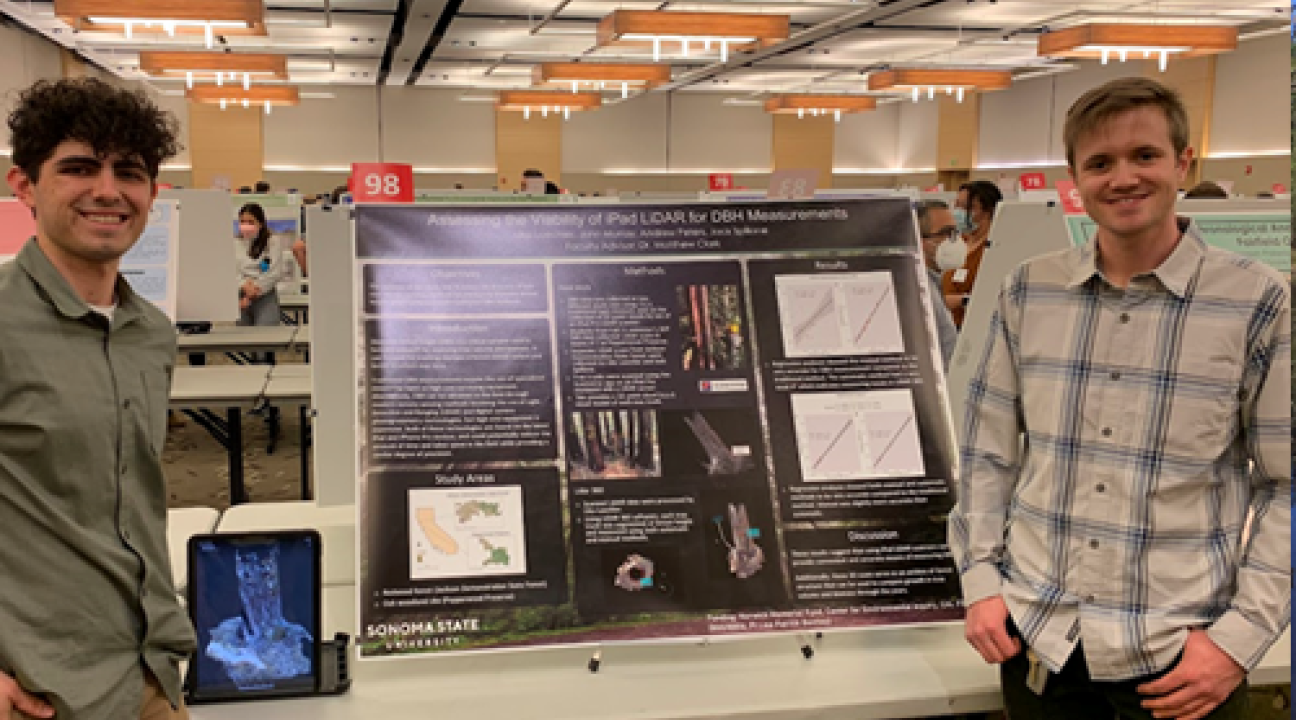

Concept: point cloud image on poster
[[713, 503, 765, 579], [658, 409, 760, 477], [567, 410, 661, 480], [677, 284, 747, 371], [201, 544, 314, 691]]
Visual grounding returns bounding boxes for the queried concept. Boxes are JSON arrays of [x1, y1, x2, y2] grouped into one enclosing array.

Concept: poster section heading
[[355, 199, 960, 658], [355, 200, 917, 259]]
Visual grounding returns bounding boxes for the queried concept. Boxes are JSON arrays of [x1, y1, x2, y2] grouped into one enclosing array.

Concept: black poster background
[[354, 199, 962, 657]]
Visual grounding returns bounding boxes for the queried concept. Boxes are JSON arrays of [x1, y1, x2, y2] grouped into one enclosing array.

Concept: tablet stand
[[319, 632, 353, 695]]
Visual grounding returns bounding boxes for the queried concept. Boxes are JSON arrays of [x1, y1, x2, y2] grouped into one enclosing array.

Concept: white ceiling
[[1, 0, 1286, 99]]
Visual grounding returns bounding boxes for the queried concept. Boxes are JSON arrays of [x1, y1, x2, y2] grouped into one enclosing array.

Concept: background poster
[[354, 199, 962, 658], [121, 199, 180, 319], [1064, 212, 1290, 277]]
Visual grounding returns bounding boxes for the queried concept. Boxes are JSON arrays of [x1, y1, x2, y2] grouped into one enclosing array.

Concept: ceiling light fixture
[[764, 95, 876, 122], [532, 62, 671, 99], [187, 84, 300, 113], [595, 10, 789, 62], [867, 68, 1012, 102], [1037, 24, 1237, 72], [138, 52, 288, 90], [54, 0, 268, 48], [497, 91, 602, 121]]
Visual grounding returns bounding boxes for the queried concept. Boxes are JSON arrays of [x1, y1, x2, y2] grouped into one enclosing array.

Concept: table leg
[[228, 407, 247, 505]]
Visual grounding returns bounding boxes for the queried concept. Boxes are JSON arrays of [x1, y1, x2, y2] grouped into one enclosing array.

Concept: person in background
[[253, 180, 270, 194], [942, 180, 1003, 327], [1183, 180, 1229, 199], [949, 75, 1289, 720], [1, 76, 196, 720], [235, 202, 285, 329], [913, 199, 960, 368]]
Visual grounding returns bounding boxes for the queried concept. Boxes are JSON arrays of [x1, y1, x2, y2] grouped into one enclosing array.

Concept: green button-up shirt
[[0, 240, 196, 719]]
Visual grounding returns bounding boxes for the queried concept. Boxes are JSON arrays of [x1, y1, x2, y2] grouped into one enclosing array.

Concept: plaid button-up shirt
[[948, 219, 1290, 680]]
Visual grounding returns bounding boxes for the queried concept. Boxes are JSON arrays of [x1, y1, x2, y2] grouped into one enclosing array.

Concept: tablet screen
[[188, 531, 321, 702]]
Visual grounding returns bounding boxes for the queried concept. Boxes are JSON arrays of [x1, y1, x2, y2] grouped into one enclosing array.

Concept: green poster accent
[[1063, 213, 1290, 274]]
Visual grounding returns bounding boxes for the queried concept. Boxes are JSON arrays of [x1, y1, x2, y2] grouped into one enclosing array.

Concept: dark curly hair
[[8, 77, 181, 182]]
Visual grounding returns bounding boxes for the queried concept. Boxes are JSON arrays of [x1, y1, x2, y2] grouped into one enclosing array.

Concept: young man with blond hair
[[949, 76, 1290, 719]]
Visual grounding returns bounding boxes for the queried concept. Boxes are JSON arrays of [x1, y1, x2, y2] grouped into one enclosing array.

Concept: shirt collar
[[1066, 217, 1203, 298], [15, 238, 148, 327]]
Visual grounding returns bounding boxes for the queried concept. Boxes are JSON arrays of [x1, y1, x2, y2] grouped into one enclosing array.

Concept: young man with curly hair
[[1, 78, 196, 720], [949, 76, 1290, 719]]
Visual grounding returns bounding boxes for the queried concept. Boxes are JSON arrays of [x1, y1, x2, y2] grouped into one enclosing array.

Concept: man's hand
[[242, 280, 261, 300], [1138, 628, 1245, 720], [0, 672, 54, 719], [964, 595, 1022, 664]]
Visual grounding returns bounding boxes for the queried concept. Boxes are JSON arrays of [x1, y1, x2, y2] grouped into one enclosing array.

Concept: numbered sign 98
[[350, 163, 414, 203]]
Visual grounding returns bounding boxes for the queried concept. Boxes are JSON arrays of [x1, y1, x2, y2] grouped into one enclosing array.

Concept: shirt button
[[123, 399, 132, 409], [1096, 483, 1106, 493], [1089, 539, 1099, 549], [1084, 594, 1096, 603], [1119, 313, 1131, 324], [1101, 427, 1112, 437], [1109, 371, 1121, 381]]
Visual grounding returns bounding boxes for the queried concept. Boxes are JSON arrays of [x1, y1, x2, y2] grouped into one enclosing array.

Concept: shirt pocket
[[1163, 335, 1244, 464]]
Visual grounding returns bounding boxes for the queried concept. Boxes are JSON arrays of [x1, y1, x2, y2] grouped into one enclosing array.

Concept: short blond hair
[[1063, 76, 1189, 171]]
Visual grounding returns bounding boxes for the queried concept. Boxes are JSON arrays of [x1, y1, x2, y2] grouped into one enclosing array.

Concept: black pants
[[1002, 641, 1249, 720]]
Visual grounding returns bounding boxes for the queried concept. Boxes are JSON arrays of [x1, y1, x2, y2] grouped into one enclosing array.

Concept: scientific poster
[[1064, 212, 1291, 276], [120, 199, 180, 319], [354, 199, 962, 657]]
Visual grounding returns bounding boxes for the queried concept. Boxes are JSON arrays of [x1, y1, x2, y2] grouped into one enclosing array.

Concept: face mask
[[935, 235, 969, 271], [239, 222, 259, 240], [952, 207, 977, 234]]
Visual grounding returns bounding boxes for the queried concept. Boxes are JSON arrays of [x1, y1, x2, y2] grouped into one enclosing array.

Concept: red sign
[[1019, 172, 1046, 191], [350, 163, 414, 203], [709, 174, 735, 192], [0, 200, 37, 258], [1272, 183, 1287, 194], [1054, 179, 1085, 214]]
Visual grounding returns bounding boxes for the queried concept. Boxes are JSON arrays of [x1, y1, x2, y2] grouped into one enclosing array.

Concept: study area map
[[353, 199, 963, 657]]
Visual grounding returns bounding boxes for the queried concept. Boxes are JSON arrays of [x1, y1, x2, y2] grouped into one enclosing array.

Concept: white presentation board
[[160, 189, 239, 323]]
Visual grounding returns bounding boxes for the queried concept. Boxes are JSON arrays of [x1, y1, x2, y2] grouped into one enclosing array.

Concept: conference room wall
[[265, 86, 382, 170], [1209, 33, 1288, 157], [562, 91, 669, 174], [379, 87, 495, 172], [833, 102, 902, 172]]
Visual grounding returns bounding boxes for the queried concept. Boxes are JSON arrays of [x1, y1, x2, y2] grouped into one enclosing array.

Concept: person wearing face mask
[[914, 199, 960, 369], [234, 202, 285, 328], [941, 180, 1003, 327]]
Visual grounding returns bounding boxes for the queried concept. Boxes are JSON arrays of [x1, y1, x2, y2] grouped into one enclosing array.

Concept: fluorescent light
[[834, 168, 937, 175], [1205, 150, 1292, 159], [87, 17, 247, 28]]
